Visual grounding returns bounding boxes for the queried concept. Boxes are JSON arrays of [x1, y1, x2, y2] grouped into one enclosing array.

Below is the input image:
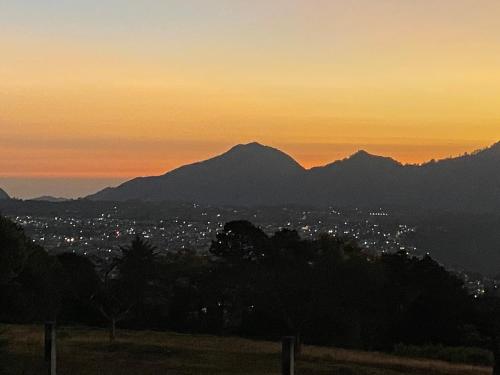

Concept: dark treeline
[[3, 198, 500, 275], [2, 216, 500, 370]]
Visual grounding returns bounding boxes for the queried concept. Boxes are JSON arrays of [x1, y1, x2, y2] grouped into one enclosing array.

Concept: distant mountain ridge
[[0, 188, 10, 200], [89, 143, 304, 206], [30, 196, 70, 203], [87, 141, 500, 213]]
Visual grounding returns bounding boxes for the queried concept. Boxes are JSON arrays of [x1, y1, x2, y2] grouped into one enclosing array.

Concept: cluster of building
[[12, 205, 417, 259], [10, 203, 490, 297]]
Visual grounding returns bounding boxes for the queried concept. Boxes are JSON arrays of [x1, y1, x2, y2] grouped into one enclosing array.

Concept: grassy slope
[[0, 324, 492, 375]]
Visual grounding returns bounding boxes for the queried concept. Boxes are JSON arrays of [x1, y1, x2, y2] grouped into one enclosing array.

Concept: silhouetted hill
[[408, 143, 500, 212], [307, 150, 404, 207], [30, 196, 70, 202], [88, 142, 305, 205], [0, 188, 10, 200], [88, 141, 500, 213]]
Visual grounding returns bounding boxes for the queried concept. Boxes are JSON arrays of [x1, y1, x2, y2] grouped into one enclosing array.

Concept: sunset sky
[[1, 0, 500, 198]]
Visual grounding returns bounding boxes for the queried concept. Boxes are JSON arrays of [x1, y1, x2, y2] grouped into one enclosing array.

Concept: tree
[[117, 236, 159, 326], [57, 253, 101, 324], [259, 228, 317, 354], [0, 216, 62, 323], [380, 252, 470, 348], [0, 216, 29, 287], [158, 249, 208, 332], [209, 222, 365, 355], [92, 235, 160, 341], [208, 221, 266, 334], [91, 261, 132, 342], [474, 292, 500, 375]]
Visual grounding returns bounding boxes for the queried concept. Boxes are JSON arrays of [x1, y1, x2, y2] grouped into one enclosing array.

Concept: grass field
[[0, 324, 492, 375]]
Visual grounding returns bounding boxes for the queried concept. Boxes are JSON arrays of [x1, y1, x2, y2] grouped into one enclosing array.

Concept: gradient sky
[[1, 1, 500, 198]]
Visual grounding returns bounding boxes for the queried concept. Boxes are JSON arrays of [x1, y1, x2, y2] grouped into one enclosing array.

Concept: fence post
[[281, 336, 295, 375], [44, 321, 56, 375]]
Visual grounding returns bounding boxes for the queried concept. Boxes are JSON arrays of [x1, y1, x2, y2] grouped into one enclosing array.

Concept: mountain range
[[88, 142, 500, 213]]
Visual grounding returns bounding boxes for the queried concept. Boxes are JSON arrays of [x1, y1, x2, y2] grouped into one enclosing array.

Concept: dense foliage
[[2, 216, 500, 369]]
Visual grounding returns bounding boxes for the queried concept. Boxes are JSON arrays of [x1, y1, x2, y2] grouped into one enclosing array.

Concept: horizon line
[[1, 139, 499, 181]]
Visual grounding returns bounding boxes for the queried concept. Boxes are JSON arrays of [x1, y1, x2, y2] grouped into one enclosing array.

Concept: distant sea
[[0, 177, 129, 200]]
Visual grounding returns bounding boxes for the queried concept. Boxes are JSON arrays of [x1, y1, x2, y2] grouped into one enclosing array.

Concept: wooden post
[[110, 317, 116, 343], [44, 322, 52, 362], [44, 322, 56, 375], [282, 336, 295, 375]]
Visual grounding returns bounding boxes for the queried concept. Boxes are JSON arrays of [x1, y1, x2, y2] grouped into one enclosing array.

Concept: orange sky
[[1, 0, 499, 193]]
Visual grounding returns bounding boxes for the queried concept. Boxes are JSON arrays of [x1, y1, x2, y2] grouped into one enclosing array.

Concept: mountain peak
[[88, 142, 305, 204], [240, 141, 264, 148], [218, 142, 304, 173], [345, 150, 400, 166], [350, 150, 373, 159], [228, 142, 273, 153]]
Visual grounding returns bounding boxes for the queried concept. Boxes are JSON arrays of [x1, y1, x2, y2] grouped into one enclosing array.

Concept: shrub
[[393, 343, 493, 366]]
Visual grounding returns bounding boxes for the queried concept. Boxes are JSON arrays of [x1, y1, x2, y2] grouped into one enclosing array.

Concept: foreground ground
[[0, 324, 492, 375]]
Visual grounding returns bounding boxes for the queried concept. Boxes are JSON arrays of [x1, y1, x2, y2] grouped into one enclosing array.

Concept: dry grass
[[0, 324, 492, 375]]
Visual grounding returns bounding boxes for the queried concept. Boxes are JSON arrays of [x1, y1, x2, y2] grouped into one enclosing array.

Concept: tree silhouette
[[92, 236, 158, 341], [0, 216, 29, 287], [118, 235, 159, 325], [0, 216, 61, 322], [57, 253, 100, 324], [91, 261, 132, 342], [475, 293, 500, 374]]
